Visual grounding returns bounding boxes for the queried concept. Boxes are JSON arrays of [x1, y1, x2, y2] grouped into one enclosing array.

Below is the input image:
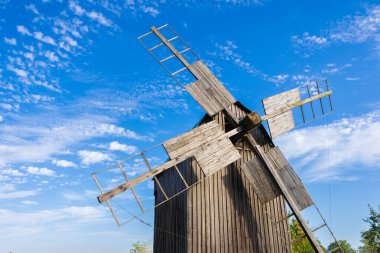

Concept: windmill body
[[92, 24, 343, 253], [154, 103, 292, 252]]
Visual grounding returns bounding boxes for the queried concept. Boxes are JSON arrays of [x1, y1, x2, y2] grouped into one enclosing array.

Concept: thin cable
[[327, 122, 332, 244]]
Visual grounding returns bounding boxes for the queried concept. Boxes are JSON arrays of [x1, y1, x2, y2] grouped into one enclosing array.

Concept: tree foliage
[[359, 205, 380, 253], [327, 240, 356, 253], [130, 241, 151, 253], [289, 218, 326, 253]]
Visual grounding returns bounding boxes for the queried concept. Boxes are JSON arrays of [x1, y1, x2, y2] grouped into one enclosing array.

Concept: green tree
[[327, 240, 356, 253], [359, 205, 380, 253], [289, 218, 326, 253], [130, 241, 151, 253]]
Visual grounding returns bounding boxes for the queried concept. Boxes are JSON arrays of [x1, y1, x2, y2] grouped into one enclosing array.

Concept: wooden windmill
[[92, 24, 343, 253]]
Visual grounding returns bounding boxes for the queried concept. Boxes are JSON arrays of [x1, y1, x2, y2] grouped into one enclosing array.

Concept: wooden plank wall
[[154, 103, 292, 253]]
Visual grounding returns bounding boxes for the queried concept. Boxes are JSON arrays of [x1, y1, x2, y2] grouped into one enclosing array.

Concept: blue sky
[[0, 0, 379, 252]]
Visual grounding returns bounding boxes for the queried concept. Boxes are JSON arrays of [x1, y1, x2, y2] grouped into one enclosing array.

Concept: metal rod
[[117, 162, 145, 213], [314, 204, 346, 253], [140, 153, 169, 200], [325, 79, 333, 111], [160, 48, 190, 63], [137, 36, 185, 88], [148, 42, 164, 51], [92, 174, 104, 194], [307, 85, 316, 119], [137, 31, 153, 39], [106, 200, 121, 226], [156, 24, 168, 30], [316, 82, 325, 114], [300, 105, 306, 123], [172, 66, 187, 76], [167, 25, 201, 61], [312, 223, 327, 233]]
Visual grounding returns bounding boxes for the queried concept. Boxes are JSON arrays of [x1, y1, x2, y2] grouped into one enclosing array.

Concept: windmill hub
[[241, 111, 262, 131]]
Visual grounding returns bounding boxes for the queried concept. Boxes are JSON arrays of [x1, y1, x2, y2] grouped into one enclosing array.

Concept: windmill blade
[[95, 121, 243, 204], [137, 24, 239, 122], [261, 80, 333, 138], [243, 133, 324, 253]]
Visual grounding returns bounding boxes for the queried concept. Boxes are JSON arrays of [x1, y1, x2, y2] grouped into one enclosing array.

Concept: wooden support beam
[[245, 134, 324, 253]]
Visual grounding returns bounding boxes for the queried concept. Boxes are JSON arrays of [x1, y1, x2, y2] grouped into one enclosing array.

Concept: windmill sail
[[138, 24, 238, 120], [261, 81, 333, 138]]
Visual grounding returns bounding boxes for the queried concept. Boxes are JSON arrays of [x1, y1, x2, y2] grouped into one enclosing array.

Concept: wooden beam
[[151, 26, 190, 68], [97, 126, 244, 203], [261, 90, 332, 121], [245, 134, 324, 253]]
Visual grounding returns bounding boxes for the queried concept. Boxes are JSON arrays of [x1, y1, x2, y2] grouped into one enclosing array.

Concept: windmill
[[92, 24, 343, 253]]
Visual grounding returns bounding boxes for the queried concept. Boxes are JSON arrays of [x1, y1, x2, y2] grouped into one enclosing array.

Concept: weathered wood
[[153, 103, 292, 253], [262, 88, 300, 138], [97, 126, 243, 203], [186, 61, 236, 116], [241, 156, 281, 203], [265, 147, 313, 211], [194, 135, 241, 176], [250, 141, 324, 253], [262, 90, 333, 138]]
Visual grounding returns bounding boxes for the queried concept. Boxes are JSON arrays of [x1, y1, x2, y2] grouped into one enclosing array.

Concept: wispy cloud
[[276, 109, 380, 182], [292, 5, 380, 56], [211, 41, 290, 85], [0, 113, 150, 167]]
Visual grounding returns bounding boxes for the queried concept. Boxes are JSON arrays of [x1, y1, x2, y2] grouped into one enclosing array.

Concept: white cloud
[[140, 6, 160, 17], [22, 200, 38, 205], [291, 32, 329, 49], [0, 103, 13, 110], [62, 192, 84, 201], [109, 141, 137, 154], [16, 25, 32, 36], [87, 11, 113, 27], [276, 109, 380, 182], [78, 150, 111, 165], [52, 159, 76, 168], [23, 166, 56, 176], [292, 5, 380, 53], [345, 77, 360, 81], [0, 206, 108, 237], [213, 41, 289, 84], [33, 31, 56, 46], [6, 65, 28, 77], [0, 114, 149, 167], [44, 50, 59, 62], [4, 37, 16, 45], [69, 0, 85, 15], [25, 4, 39, 15], [0, 189, 39, 199], [0, 115, 3, 122], [0, 169, 25, 177]]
